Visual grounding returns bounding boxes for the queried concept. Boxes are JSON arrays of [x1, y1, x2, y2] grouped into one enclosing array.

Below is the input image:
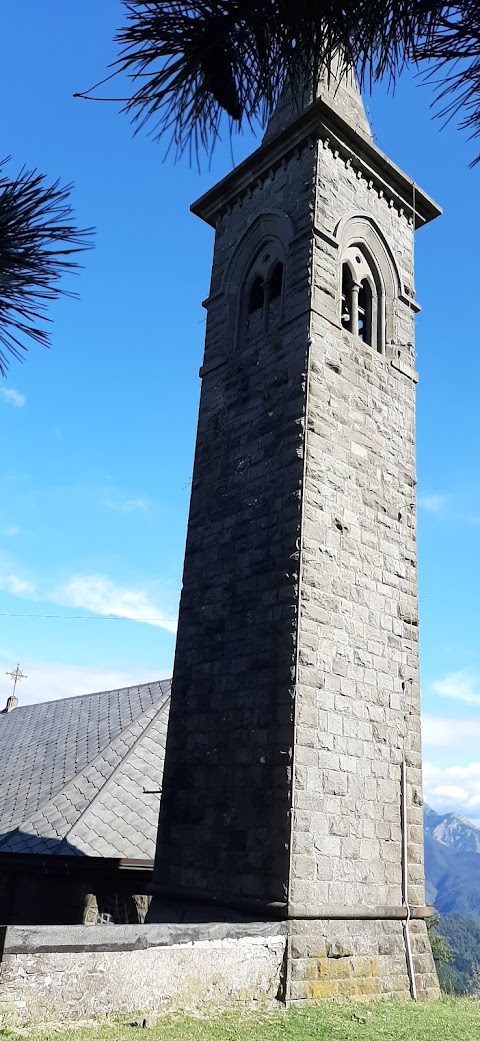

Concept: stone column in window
[[370, 287, 379, 352], [351, 281, 361, 337]]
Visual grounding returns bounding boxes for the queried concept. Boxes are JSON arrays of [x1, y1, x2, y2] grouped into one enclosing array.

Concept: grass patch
[[1, 998, 479, 1041]]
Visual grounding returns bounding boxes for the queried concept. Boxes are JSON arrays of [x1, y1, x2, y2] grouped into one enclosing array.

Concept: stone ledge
[[1, 921, 287, 956], [0, 927, 287, 1023], [287, 905, 433, 921]]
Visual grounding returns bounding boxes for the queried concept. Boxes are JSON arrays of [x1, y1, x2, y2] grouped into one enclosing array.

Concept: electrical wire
[[0, 612, 177, 622]]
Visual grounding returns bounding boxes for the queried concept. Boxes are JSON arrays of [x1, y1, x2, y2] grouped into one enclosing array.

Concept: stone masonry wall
[[286, 919, 438, 1002], [154, 144, 317, 906], [0, 919, 438, 1022], [289, 139, 425, 917], [0, 924, 286, 1023]]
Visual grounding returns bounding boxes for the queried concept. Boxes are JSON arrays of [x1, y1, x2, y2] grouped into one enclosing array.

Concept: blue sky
[[1, 2, 480, 821]]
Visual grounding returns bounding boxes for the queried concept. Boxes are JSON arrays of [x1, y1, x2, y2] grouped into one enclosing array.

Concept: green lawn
[[2, 998, 479, 1041]]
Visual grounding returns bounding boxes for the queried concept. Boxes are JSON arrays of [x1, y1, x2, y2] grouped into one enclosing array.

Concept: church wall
[[154, 145, 317, 906], [289, 141, 425, 916], [0, 922, 287, 1021]]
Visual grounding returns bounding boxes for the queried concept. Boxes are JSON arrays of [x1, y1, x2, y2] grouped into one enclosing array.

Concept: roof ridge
[[0, 679, 171, 836], [1, 678, 168, 713], [62, 688, 171, 848], [0, 685, 171, 852]]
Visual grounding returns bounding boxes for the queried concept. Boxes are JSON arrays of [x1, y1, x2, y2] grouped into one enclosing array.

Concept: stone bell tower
[[150, 69, 441, 1000]]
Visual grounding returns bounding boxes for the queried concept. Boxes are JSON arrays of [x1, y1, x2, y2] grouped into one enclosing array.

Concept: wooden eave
[[0, 851, 154, 874]]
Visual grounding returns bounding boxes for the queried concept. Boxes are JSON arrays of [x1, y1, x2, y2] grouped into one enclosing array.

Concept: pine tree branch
[[92, 0, 480, 161], [0, 159, 94, 377]]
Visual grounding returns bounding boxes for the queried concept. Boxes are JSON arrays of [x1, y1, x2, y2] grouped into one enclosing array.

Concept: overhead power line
[[0, 612, 177, 622]]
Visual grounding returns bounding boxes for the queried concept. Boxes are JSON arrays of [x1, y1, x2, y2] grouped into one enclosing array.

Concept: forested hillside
[[424, 806, 480, 992]]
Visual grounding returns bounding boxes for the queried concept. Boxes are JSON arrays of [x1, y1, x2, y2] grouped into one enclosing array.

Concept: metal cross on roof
[[6, 663, 27, 697]]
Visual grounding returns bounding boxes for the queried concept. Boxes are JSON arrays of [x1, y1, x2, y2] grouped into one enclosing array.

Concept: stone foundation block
[[285, 919, 439, 1003]]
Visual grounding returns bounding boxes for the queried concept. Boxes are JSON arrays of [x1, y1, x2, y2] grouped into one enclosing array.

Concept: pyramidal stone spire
[[263, 60, 373, 144]]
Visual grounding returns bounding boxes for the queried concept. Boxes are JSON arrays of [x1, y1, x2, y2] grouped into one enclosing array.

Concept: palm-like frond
[[0, 159, 93, 377], [113, 1, 286, 158], [109, 0, 480, 160], [416, 3, 480, 162]]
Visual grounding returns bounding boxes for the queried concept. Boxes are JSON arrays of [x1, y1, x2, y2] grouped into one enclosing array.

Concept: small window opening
[[358, 279, 373, 346], [97, 911, 113, 925], [340, 246, 382, 353], [341, 265, 353, 332], [249, 276, 264, 314], [270, 262, 283, 301], [241, 245, 285, 343]]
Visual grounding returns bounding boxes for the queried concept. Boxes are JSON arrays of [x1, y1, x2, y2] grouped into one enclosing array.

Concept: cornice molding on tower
[[191, 98, 441, 232]]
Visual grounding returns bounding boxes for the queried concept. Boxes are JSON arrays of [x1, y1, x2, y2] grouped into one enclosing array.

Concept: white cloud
[[0, 573, 35, 597], [422, 713, 480, 749], [417, 493, 446, 513], [104, 497, 149, 513], [432, 670, 480, 707], [2, 527, 20, 537], [0, 559, 177, 633], [52, 574, 177, 634], [410, 719, 480, 820], [429, 784, 470, 803], [423, 760, 480, 819], [0, 388, 25, 408], [0, 657, 171, 707]]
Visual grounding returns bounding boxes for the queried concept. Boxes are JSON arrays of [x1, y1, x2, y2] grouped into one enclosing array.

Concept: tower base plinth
[[285, 917, 439, 1003], [147, 893, 440, 1003]]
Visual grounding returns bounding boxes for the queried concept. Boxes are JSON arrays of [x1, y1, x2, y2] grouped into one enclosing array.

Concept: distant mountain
[[423, 806, 480, 992], [424, 805, 480, 855], [424, 805, 480, 917]]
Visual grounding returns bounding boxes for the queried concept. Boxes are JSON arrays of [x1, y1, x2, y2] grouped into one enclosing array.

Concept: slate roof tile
[[0, 679, 171, 858]]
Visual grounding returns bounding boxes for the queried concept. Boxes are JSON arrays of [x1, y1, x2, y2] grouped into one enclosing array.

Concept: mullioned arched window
[[243, 245, 285, 341], [335, 214, 404, 356], [219, 211, 294, 356], [341, 245, 381, 352]]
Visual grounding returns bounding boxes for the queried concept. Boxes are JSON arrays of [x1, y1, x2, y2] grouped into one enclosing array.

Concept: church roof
[[0, 680, 171, 860]]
